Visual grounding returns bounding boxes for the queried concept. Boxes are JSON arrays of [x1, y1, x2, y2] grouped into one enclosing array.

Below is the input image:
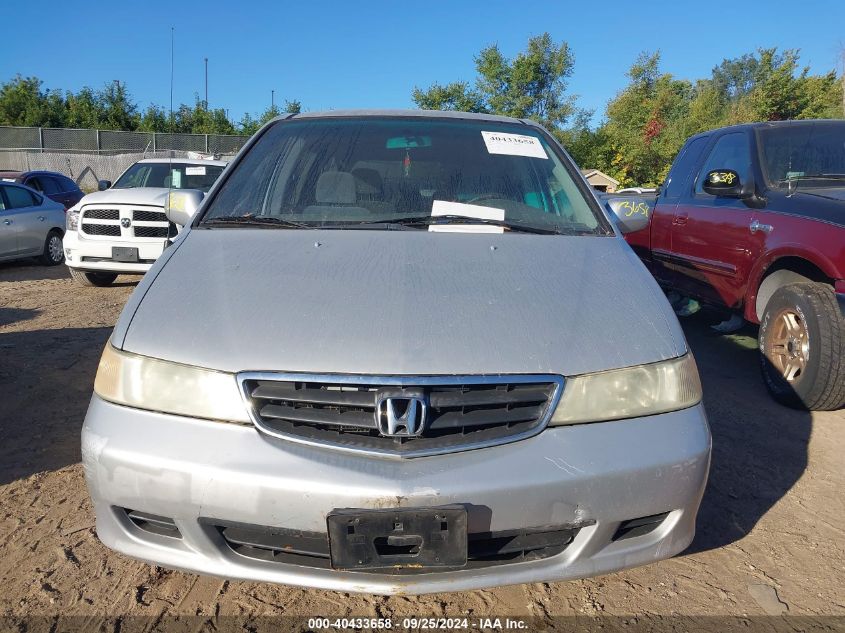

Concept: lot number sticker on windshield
[[185, 166, 207, 176], [481, 131, 547, 159]]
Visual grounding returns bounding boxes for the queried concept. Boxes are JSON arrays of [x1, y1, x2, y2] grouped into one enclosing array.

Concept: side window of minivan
[[695, 132, 751, 194], [662, 137, 708, 201]]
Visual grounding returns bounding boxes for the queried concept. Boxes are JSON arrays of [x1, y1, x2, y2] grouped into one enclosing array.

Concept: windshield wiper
[[790, 173, 845, 180], [201, 215, 314, 229], [785, 173, 845, 196], [347, 214, 565, 235]]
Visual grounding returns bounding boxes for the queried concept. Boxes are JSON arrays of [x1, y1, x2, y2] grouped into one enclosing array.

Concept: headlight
[[66, 208, 80, 231], [94, 344, 250, 423], [550, 354, 702, 425]]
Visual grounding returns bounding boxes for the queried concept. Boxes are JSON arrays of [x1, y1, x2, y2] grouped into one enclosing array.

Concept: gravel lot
[[1, 260, 843, 629]]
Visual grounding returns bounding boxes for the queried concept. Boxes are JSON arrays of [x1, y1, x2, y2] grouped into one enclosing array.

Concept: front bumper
[[82, 395, 711, 595], [63, 231, 165, 274]]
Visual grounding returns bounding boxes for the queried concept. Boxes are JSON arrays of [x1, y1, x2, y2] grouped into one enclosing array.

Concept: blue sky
[[2, 0, 844, 126]]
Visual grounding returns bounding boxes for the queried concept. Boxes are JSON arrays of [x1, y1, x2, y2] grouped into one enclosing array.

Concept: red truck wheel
[[759, 282, 845, 411]]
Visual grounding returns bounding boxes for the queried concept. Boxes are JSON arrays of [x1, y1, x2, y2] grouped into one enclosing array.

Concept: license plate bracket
[[327, 506, 467, 571], [112, 246, 139, 262]]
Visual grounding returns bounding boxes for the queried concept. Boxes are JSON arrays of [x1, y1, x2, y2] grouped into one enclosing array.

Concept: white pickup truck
[[64, 158, 227, 286]]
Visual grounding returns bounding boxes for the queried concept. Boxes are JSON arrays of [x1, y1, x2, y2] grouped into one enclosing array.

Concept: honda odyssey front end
[[81, 110, 711, 594]]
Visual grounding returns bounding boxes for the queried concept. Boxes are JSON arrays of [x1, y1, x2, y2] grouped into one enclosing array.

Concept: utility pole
[[169, 27, 175, 133], [204, 57, 208, 109]]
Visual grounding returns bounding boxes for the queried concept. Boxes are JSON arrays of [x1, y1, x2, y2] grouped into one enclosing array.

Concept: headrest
[[315, 171, 356, 205], [352, 168, 383, 195]]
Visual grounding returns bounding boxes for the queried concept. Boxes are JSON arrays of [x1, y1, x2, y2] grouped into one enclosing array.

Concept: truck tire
[[39, 230, 64, 266], [759, 282, 845, 410], [69, 268, 118, 287]]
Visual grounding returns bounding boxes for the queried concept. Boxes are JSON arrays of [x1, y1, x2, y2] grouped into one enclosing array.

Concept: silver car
[[0, 181, 65, 266], [82, 110, 711, 595]]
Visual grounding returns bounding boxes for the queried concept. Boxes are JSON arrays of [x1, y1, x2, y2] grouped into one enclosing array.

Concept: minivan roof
[[276, 109, 543, 128], [136, 158, 229, 166]]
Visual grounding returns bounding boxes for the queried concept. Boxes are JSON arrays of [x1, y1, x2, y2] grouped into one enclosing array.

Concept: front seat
[[352, 168, 392, 213], [302, 171, 369, 216]]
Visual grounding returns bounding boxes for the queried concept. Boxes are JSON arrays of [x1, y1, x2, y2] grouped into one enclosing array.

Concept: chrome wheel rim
[[768, 308, 809, 382], [48, 235, 63, 262]]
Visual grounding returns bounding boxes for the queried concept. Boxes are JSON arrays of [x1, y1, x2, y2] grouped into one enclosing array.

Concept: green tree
[[711, 53, 760, 100], [237, 112, 261, 136], [411, 81, 485, 112], [685, 81, 725, 134], [138, 104, 169, 132], [65, 87, 103, 129], [98, 81, 139, 130], [237, 104, 285, 136], [601, 52, 692, 186], [412, 33, 579, 132], [0, 75, 65, 127]]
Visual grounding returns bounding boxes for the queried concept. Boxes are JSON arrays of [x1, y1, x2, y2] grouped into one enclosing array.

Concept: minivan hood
[[117, 229, 686, 376], [78, 187, 171, 208]]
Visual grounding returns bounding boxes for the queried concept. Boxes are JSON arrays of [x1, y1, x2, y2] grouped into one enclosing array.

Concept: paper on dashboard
[[429, 200, 505, 233]]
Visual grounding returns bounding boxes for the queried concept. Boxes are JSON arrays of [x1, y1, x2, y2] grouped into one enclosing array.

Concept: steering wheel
[[464, 193, 502, 204]]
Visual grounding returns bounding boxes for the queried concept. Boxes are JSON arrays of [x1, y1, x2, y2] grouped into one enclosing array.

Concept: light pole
[[204, 57, 208, 109], [271, 89, 275, 110]]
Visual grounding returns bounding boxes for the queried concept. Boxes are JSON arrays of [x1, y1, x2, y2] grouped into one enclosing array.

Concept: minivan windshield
[[113, 162, 225, 192], [201, 117, 608, 235], [758, 122, 845, 189]]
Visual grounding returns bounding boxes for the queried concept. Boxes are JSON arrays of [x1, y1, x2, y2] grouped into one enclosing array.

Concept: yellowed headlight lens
[[550, 354, 702, 425], [94, 344, 250, 423]]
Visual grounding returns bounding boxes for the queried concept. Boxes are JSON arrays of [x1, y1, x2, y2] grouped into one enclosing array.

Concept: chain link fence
[[0, 125, 249, 191], [0, 125, 248, 154]]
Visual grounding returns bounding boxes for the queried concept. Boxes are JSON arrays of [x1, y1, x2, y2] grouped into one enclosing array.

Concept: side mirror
[[165, 189, 204, 226], [604, 197, 652, 234], [97, 179, 111, 191], [701, 169, 750, 198]]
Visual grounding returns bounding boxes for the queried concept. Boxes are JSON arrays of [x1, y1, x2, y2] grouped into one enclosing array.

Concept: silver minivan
[[82, 110, 711, 594]]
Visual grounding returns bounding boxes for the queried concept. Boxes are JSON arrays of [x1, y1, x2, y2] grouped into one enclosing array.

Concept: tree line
[[2, 37, 843, 184], [0, 76, 300, 137], [413, 35, 844, 186]]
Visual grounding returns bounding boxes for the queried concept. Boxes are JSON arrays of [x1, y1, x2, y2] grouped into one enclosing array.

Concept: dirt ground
[[1, 260, 843, 629]]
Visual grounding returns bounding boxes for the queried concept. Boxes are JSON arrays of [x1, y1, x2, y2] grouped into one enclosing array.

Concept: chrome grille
[[134, 225, 169, 238], [79, 205, 170, 240], [238, 373, 563, 457], [132, 209, 167, 222], [82, 208, 119, 220], [81, 223, 120, 236]]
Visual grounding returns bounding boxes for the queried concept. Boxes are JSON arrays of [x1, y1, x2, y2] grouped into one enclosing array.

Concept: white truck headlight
[[94, 345, 250, 423], [66, 208, 80, 231], [550, 354, 702, 425]]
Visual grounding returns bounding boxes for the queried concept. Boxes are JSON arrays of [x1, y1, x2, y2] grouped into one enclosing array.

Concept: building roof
[[580, 168, 619, 185]]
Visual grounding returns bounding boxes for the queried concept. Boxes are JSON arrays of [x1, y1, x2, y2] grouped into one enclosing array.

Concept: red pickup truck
[[605, 119, 845, 411]]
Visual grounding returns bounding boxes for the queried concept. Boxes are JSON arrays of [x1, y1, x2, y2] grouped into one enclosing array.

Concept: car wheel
[[759, 282, 845, 410], [68, 267, 119, 287], [39, 230, 64, 266]]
